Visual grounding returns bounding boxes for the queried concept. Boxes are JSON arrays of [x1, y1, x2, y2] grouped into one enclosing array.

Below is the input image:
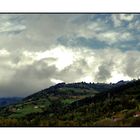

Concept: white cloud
[[111, 15, 122, 27], [111, 14, 134, 27], [0, 21, 26, 33], [74, 16, 133, 45], [0, 49, 10, 56], [87, 21, 107, 32], [50, 78, 64, 84], [91, 31, 133, 45], [80, 76, 93, 83], [99, 31, 119, 44], [34, 46, 75, 70], [128, 19, 140, 31], [120, 14, 134, 21], [107, 72, 131, 83], [0, 15, 26, 34]]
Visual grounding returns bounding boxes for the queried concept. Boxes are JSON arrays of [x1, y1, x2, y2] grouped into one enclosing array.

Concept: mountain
[[0, 82, 111, 118], [0, 97, 22, 107], [0, 80, 140, 126], [23, 82, 114, 101]]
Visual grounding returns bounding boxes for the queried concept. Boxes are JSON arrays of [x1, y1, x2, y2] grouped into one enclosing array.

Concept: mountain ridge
[[23, 80, 127, 102]]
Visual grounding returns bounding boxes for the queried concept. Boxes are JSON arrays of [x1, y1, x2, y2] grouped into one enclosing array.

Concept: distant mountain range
[[0, 97, 22, 107], [0, 79, 140, 126]]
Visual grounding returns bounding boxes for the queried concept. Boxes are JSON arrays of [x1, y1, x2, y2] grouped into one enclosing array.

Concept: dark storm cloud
[[95, 65, 112, 82], [0, 60, 58, 97], [123, 51, 140, 79]]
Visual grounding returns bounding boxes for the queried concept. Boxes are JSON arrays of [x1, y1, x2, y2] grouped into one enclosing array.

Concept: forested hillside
[[0, 80, 140, 126]]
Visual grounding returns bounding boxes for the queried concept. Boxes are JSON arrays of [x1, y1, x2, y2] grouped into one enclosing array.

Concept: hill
[[23, 82, 114, 101], [0, 80, 140, 126], [0, 97, 22, 107], [0, 82, 113, 119]]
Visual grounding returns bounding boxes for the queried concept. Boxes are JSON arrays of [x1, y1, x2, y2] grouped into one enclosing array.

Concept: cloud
[[0, 14, 26, 34], [111, 15, 122, 27], [124, 51, 140, 78], [0, 45, 140, 97], [63, 15, 134, 46], [0, 49, 10, 56], [120, 14, 134, 21], [0, 14, 79, 52], [0, 14, 139, 97], [95, 65, 112, 82], [98, 31, 133, 45], [0, 58, 58, 97], [111, 14, 135, 27]]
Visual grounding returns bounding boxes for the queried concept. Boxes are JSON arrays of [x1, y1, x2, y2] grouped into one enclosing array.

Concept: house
[[34, 106, 38, 109], [133, 112, 140, 118], [112, 116, 122, 122], [9, 108, 16, 112]]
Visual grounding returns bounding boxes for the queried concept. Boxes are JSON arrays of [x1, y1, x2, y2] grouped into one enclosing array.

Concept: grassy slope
[[0, 85, 98, 119]]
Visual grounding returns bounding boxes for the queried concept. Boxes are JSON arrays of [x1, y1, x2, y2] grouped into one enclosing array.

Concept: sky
[[0, 13, 140, 97]]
